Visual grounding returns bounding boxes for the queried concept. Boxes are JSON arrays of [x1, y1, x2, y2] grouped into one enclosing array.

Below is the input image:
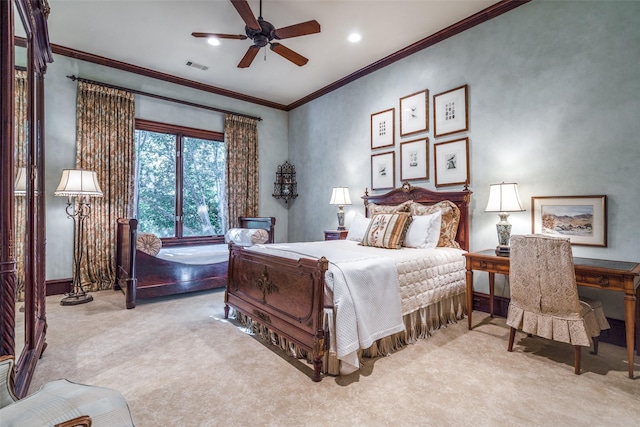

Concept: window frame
[[135, 119, 225, 247]]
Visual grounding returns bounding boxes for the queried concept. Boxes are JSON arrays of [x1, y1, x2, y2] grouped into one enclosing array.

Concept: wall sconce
[[485, 182, 524, 256], [329, 187, 352, 230], [54, 169, 103, 305], [272, 161, 298, 203]]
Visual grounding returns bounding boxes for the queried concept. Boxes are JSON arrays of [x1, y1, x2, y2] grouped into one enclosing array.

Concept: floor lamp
[[54, 169, 103, 306]]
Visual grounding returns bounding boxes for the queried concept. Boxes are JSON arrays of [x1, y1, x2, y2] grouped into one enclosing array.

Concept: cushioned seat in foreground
[[0, 356, 135, 427]]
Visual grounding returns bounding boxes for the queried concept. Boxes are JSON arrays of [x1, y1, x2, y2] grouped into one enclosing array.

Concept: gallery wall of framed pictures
[[369, 84, 470, 190]]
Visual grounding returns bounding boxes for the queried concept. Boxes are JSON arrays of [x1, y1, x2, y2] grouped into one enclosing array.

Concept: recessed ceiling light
[[207, 38, 220, 46], [348, 33, 362, 43]]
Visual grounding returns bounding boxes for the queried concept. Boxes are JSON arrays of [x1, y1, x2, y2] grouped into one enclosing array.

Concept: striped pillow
[[361, 212, 412, 249]]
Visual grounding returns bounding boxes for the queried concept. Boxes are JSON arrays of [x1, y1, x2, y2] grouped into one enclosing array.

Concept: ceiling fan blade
[[238, 45, 260, 68], [273, 20, 321, 40], [191, 32, 248, 40], [230, 0, 260, 31], [270, 43, 308, 67]]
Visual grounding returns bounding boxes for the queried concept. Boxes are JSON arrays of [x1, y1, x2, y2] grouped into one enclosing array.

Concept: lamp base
[[60, 292, 93, 306], [495, 245, 511, 257]]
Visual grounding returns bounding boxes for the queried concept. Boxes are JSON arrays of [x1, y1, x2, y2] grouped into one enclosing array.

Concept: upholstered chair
[[506, 234, 610, 374], [0, 356, 135, 426]]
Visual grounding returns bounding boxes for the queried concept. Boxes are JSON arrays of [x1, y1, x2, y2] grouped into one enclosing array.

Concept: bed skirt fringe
[[231, 291, 467, 376]]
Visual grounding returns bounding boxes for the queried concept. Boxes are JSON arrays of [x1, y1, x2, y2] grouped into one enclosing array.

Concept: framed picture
[[433, 85, 468, 138], [433, 138, 469, 187], [400, 138, 428, 181], [371, 108, 395, 149], [400, 90, 428, 137], [531, 196, 607, 247], [371, 151, 395, 190]]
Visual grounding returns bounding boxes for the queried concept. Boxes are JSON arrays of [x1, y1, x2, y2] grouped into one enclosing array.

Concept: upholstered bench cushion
[[0, 379, 134, 427]]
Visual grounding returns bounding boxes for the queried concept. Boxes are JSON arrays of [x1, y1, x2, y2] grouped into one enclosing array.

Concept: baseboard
[[46, 278, 71, 296], [42, 283, 630, 349], [473, 292, 629, 349]]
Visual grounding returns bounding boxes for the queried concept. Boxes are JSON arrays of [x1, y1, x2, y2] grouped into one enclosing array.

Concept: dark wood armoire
[[1, 0, 53, 397]]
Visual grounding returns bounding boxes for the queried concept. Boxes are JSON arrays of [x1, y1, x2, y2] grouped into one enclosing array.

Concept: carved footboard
[[225, 245, 328, 382]]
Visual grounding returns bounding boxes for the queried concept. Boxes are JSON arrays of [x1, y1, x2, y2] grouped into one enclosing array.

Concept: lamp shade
[[329, 187, 352, 206], [14, 167, 27, 195], [485, 182, 524, 213], [54, 169, 103, 197]]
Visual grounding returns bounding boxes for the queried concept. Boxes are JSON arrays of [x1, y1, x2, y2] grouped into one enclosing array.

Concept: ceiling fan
[[192, 0, 321, 68]]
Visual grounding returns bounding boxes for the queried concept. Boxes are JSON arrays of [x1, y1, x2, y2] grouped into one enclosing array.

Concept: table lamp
[[14, 167, 27, 196], [485, 182, 524, 256], [329, 187, 351, 230]]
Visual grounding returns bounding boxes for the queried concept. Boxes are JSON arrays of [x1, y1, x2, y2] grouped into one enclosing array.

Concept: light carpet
[[29, 289, 640, 426]]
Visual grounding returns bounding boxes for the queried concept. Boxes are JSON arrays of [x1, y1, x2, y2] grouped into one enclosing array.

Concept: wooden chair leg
[[591, 336, 599, 355], [508, 327, 516, 352], [573, 345, 581, 375]]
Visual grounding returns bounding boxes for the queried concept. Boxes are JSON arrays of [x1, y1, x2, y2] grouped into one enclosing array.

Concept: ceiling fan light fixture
[[197, 0, 320, 68], [348, 33, 362, 43]]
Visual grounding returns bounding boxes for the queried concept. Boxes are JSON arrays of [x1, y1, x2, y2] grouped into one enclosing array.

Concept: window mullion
[[176, 133, 184, 238]]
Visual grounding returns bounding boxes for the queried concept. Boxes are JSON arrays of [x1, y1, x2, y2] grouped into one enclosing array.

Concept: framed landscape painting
[[531, 195, 607, 246]]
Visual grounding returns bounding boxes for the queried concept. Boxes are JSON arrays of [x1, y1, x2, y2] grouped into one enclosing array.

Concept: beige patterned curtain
[[224, 114, 259, 229], [14, 70, 27, 301], [75, 81, 135, 291]]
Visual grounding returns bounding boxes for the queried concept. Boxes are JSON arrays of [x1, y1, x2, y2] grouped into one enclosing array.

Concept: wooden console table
[[464, 249, 640, 378]]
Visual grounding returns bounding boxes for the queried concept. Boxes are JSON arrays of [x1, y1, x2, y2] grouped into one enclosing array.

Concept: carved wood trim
[[51, 44, 288, 111], [48, 1, 529, 111], [287, 0, 531, 109], [1, 0, 17, 363]]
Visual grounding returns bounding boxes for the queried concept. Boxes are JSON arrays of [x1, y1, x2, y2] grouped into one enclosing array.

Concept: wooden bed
[[225, 183, 471, 381], [115, 216, 275, 309]]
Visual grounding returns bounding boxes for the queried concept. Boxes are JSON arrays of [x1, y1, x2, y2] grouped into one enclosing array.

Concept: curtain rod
[[66, 75, 262, 122]]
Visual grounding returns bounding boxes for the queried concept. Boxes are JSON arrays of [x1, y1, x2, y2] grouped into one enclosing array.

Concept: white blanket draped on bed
[[247, 242, 406, 371]]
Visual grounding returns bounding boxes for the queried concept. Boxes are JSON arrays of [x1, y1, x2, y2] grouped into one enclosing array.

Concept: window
[[135, 119, 225, 242]]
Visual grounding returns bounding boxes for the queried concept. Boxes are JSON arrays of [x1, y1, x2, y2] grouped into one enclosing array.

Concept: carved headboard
[[361, 182, 472, 251]]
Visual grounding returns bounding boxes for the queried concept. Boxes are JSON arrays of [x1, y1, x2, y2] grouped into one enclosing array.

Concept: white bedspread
[[247, 241, 413, 371]]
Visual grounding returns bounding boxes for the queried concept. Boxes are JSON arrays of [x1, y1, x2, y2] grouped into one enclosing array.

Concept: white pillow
[[403, 211, 442, 249], [346, 213, 371, 242], [225, 228, 269, 246]]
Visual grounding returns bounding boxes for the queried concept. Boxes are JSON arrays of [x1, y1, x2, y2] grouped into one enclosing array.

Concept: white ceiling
[[46, 0, 500, 107]]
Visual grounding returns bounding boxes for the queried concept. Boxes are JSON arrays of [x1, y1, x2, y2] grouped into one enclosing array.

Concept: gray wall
[[287, 1, 640, 319], [44, 56, 289, 280]]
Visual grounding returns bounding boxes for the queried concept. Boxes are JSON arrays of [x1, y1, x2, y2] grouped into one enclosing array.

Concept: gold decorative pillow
[[361, 212, 412, 249], [367, 200, 412, 216], [136, 233, 162, 256], [410, 201, 461, 248]]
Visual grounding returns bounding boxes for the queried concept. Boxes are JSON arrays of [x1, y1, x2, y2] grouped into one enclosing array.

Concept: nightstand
[[324, 230, 348, 240]]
